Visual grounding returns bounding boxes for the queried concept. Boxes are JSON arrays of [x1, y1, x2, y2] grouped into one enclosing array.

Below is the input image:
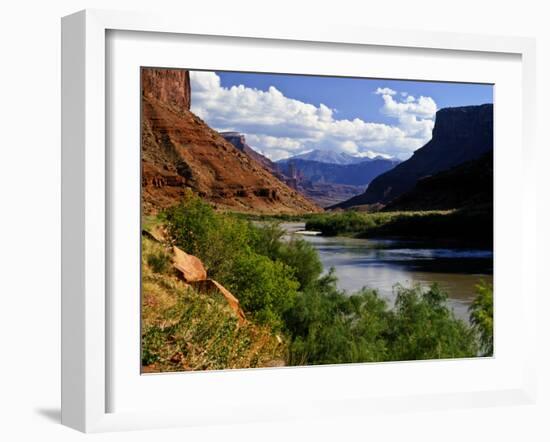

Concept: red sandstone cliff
[[142, 68, 191, 112], [141, 68, 320, 214]]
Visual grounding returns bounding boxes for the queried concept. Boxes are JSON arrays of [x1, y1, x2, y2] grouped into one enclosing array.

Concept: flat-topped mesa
[[219, 130, 292, 184], [219, 132, 247, 151], [141, 68, 191, 112], [332, 103, 493, 209]]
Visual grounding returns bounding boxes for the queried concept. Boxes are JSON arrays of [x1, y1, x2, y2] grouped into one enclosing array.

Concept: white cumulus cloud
[[375, 87, 397, 96], [190, 72, 437, 161]]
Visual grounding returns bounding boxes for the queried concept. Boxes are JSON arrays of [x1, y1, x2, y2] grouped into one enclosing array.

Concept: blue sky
[[218, 72, 493, 124], [190, 70, 493, 161]]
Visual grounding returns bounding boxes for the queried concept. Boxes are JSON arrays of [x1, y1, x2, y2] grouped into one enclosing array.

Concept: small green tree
[[164, 190, 252, 282]]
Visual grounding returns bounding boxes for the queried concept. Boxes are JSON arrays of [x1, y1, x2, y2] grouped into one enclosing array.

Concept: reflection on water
[[282, 222, 493, 322]]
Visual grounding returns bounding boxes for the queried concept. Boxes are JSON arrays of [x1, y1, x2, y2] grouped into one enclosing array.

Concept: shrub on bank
[[387, 284, 478, 360], [306, 208, 491, 246], [469, 281, 494, 356], [285, 278, 479, 365], [224, 253, 299, 328], [159, 192, 490, 367]]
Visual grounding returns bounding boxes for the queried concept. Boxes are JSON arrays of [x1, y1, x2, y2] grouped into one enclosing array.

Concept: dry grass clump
[[141, 236, 285, 372]]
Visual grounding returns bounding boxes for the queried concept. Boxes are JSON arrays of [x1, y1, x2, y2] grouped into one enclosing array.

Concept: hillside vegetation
[[141, 192, 493, 371], [306, 207, 492, 247]]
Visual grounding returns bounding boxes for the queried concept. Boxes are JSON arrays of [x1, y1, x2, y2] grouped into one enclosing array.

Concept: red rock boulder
[[172, 246, 207, 282]]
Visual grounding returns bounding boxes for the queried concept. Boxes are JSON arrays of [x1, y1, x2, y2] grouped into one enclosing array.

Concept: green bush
[[285, 278, 478, 365], [248, 221, 285, 259], [164, 191, 253, 282], [160, 192, 485, 367], [249, 223, 322, 290], [387, 284, 478, 360], [276, 239, 322, 290], [224, 253, 299, 328], [286, 274, 391, 365], [469, 281, 493, 356], [164, 193, 301, 328]]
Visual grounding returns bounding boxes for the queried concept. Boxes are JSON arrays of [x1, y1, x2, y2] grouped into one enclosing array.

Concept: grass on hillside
[[141, 236, 285, 372], [141, 192, 493, 371]]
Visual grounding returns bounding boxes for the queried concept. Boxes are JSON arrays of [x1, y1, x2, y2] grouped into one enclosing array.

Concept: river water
[[282, 222, 493, 322]]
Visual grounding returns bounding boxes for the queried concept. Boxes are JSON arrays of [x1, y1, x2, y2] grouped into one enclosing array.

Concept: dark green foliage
[[164, 192, 301, 328], [285, 273, 391, 365], [164, 191, 252, 282], [162, 192, 486, 367], [146, 249, 171, 274], [277, 239, 323, 290], [224, 253, 299, 328], [285, 278, 477, 365], [306, 208, 492, 247], [307, 210, 377, 236], [469, 281, 494, 356], [387, 284, 478, 360], [248, 221, 285, 259]]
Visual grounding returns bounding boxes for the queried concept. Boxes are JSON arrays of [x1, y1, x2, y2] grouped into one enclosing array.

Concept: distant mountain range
[[332, 104, 494, 210], [279, 149, 391, 165], [269, 149, 399, 206], [214, 138, 399, 207], [277, 157, 401, 187]]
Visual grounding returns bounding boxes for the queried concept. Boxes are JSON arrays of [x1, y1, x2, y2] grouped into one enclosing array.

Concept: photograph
[[140, 67, 494, 373]]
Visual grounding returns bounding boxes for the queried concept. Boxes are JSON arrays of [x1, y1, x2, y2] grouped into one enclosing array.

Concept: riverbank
[[284, 222, 493, 323], [141, 194, 493, 372], [305, 206, 493, 248]]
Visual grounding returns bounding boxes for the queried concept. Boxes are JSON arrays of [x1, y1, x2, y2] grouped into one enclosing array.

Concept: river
[[282, 222, 493, 322]]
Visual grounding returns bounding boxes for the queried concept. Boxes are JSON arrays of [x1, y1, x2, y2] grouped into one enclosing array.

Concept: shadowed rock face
[[384, 151, 493, 211], [333, 104, 493, 209], [140, 68, 320, 215]]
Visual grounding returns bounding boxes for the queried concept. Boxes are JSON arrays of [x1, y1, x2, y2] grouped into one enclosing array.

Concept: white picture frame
[[61, 9, 537, 433]]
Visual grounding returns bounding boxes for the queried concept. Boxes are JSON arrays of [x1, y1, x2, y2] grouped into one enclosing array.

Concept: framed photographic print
[[61, 9, 537, 432]]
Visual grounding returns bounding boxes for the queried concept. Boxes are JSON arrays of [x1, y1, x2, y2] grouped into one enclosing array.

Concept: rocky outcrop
[[143, 226, 246, 322], [332, 104, 493, 209], [190, 279, 246, 323], [219, 131, 247, 150], [173, 246, 207, 282], [142, 68, 191, 112], [141, 68, 320, 214], [169, 244, 245, 322]]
